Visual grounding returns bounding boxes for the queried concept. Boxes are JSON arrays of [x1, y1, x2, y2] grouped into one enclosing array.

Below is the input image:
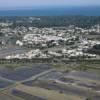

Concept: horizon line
[[0, 5, 100, 11]]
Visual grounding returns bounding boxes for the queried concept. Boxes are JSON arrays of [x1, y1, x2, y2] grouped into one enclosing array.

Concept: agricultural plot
[[12, 89, 46, 100], [23, 80, 88, 97], [77, 82, 100, 91], [0, 93, 22, 100], [23, 80, 100, 100], [0, 64, 52, 81], [59, 77, 100, 91], [0, 79, 12, 89], [12, 84, 82, 100], [22, 69, 100, 100], [66, 71, 100, 81]]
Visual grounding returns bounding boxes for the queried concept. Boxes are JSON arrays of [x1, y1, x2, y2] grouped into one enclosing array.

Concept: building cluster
[[0, 20, 100, 60]]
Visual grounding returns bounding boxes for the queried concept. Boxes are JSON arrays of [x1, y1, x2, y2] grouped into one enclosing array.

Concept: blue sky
[[0, 0, 100, 9]]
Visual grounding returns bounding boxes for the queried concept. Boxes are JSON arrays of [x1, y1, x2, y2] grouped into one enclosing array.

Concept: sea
[[0, 6, 100, 16]]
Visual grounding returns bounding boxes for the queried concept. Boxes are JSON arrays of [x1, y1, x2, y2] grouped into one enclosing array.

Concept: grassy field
[[53, 63, 100, 74], [0, 63, 38, 70]]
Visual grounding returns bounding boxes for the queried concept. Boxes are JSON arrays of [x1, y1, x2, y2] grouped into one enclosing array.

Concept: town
[[0, 17, 100, 61]]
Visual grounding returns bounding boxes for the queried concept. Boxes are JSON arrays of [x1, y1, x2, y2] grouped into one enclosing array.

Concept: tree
[[0, 32, 4, 37]]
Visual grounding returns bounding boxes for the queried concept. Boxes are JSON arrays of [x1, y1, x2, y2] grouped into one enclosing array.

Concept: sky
[[0, 0, 100, 10]]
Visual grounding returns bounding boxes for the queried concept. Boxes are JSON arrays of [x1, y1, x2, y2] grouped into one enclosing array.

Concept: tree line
[[1, 16, 100, 28]]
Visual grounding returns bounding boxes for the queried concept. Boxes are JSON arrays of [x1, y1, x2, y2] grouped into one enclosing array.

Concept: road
[[0, 68, 54, 91]]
